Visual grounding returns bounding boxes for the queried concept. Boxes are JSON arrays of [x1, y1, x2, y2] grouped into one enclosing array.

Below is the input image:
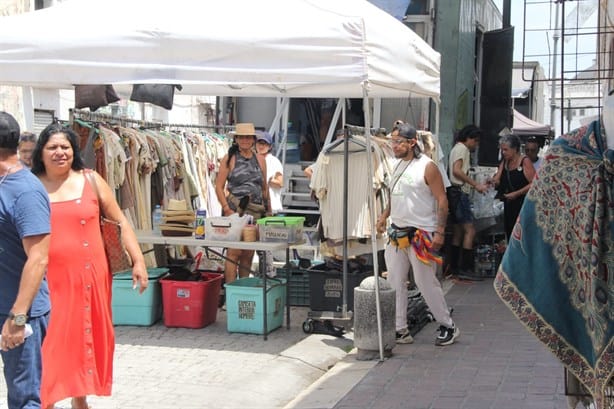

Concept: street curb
[[283, 348, 377, 409]]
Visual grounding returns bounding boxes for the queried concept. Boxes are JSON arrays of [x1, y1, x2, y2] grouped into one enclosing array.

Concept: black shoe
[[435, 325, 460, 346]]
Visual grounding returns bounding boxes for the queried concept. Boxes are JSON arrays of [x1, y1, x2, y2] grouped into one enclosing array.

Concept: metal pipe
[[361, 88, 384, 362], [550, 2, 560, 130]]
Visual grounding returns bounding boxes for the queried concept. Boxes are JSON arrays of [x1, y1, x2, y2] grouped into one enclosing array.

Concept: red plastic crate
[[161, 272, 223, 328]]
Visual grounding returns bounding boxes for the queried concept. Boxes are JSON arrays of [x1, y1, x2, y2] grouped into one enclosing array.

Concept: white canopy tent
[[0, 0, 441, 359], [0, 0, 440, 100]]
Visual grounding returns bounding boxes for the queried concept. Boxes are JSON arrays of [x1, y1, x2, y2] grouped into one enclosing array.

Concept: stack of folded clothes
[[159, 199, 195, 237]]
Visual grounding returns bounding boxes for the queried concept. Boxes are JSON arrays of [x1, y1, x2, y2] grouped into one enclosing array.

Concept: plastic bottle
[[152, 205, 163, 234]]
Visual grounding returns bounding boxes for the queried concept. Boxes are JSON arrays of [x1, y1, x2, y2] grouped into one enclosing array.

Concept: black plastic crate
[[276, 267, 310, 306], [308, 269, 370, 312]]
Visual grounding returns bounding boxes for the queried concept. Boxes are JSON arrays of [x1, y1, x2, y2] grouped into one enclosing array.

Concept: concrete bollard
[[353, 276, 395, 360]]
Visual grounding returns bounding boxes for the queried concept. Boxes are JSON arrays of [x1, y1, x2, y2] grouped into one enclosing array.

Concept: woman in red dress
[[31, 123, 148, 409]]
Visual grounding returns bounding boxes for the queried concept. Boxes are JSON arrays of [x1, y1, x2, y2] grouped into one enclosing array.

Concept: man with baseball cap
[[0, 111, 51, 408], [376, 123, 459, 346]]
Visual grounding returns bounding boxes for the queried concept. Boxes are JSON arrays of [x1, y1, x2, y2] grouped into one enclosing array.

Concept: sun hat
[[167, 199, 188, 211], [233, 123, 256, 136], [256, 131, 272, 145]]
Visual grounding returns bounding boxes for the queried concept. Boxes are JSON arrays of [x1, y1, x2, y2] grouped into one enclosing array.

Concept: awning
[[512, 109, 552, 136]]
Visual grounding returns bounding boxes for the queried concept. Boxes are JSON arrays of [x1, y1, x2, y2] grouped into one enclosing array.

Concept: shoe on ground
[[435, 324, 460, 346], [395, 328, 414, 344]]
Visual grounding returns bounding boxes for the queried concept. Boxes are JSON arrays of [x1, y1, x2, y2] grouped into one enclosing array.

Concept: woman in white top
[[255, 131, 284, 214]]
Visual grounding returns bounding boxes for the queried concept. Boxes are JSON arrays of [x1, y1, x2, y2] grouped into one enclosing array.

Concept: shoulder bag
[[84, 170, 132, 274]]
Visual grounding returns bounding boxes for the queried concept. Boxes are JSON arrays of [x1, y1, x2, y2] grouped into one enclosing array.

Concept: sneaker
[[395, 328, 414, 344], [435, 325, 460, 346]]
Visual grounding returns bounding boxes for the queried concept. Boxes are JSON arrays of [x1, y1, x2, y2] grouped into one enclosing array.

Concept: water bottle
[[152, 205, 163, 234]]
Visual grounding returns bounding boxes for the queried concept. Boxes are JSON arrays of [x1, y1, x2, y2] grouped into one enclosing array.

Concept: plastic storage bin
[[276, 261, 324, 306], [112, 267, 168, 326], [160, 272, 223, 328], [256, 216, 305, 243], [205, 216, 248, 241], [308, 269, 370, 312], [225, 277, 286, 334]]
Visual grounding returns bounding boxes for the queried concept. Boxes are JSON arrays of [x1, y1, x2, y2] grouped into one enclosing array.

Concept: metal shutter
[[33, 109, 54, 134]]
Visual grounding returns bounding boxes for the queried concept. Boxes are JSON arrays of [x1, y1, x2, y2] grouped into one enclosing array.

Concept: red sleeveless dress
[[40, 175, 114, 406]]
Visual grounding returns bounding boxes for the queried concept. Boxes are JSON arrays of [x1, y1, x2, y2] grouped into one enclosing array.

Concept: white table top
[[135, 230, 297, 251]]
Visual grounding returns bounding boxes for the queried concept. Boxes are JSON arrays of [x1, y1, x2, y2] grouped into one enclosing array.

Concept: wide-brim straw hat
[[232, 123, 256, 137], [167, 199, 188, 211]]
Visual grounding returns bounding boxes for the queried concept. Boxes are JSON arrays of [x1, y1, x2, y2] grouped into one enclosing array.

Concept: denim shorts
[[447, 186, 474, 224]]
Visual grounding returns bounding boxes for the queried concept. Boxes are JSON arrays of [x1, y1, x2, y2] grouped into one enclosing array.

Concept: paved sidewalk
[[0, 307, 353, 409], [0, 279, 575, 409], [289, 279, 572, 409]]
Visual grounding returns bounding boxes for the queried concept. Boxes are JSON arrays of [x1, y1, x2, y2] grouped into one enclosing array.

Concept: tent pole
[[362, 86, 384, 362], [434, 100, 440, 137], [272, 97, 290, 159]]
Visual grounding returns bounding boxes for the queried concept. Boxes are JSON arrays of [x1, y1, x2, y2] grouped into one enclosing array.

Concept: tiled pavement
[[328, 279, 571, 409], [0, 278, 576, 409]]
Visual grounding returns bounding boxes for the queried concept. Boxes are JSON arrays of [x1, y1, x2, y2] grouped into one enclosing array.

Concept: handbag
[[84, 170, 133, 274], [129, 84, 183, 110], [74, 85, 120, 111]]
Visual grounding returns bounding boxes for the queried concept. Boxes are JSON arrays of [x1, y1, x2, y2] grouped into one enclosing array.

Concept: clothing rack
[[345, 123, 386, 136], [69, 108, 235, 132]]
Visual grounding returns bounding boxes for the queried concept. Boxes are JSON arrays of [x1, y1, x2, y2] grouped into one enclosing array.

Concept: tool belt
[[227, 192, 266, 220], [387, 225, 417, 249]]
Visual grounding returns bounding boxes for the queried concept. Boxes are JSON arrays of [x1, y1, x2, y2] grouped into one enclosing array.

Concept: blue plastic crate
[[225, 277, 286, 334], [112, 267, 168, 326]]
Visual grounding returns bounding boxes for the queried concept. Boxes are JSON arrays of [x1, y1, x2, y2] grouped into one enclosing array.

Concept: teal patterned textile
[[494, 120, 613, 408]]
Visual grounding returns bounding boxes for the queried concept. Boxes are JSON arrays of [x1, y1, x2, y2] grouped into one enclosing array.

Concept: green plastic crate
[[225, 277, 286, 334], [256, 216, 305, 243]]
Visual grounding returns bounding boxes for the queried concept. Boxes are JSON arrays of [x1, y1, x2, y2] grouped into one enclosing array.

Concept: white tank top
[[390, 154, 437, 231]]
